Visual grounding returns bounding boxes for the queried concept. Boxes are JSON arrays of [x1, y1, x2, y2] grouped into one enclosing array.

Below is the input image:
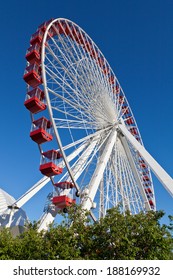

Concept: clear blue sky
[[0, 0, 173, 223]]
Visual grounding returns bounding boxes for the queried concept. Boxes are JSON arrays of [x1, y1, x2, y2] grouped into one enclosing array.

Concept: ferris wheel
[[8, 18, 173, 231]]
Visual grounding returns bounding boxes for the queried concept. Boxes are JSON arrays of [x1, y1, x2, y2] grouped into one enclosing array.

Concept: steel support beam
[[118, 123, 173, 197]]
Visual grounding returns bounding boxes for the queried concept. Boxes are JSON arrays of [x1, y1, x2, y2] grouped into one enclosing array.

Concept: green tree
[[0, 206, 172, 260], [0, 228, 15, 259], [12, 222, 47, 260], [43, 206, 90, 259], [86, 208, 173, 259]]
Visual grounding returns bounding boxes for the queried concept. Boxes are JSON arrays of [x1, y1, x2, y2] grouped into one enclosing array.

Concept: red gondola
[[149, 199, 154, 207], [30, 117, 52, 144], [125, 117, 134, 125], [52, 195, 76, 209], [25, 43, 41, 64], [30, 30, 44, 45], [130, 127, 138, 135], [23, 62, 42, 88], [24, 88, 46, 114], [143, 175, 150, 181], [139, 159, 147, 169], [140, 163, 147, 169], [40, 149, 63, 177], [145, 188, 152, 194]]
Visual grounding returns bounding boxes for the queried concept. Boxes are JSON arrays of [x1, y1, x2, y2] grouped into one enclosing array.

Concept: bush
[[0, 206, 172, 260]]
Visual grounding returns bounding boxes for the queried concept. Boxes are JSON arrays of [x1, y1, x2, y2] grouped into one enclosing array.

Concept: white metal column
[[12, 176, 50, 208], [82, 128, 117, 210]]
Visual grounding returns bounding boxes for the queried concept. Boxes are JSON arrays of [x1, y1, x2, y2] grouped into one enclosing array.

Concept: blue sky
[[0, 0, 173, 224]]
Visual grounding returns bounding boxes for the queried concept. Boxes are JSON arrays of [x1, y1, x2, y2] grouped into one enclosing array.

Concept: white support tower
[[118, 122, 173, 197]]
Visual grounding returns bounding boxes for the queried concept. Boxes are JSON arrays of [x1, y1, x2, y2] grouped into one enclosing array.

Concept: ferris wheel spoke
[[121, 150, 144, 213], [48, 88, 97, 123], [61, 126, 110, 149], [123, 160, 139, 212], [110, 149, 119, 205], [119, 134, 150, 210], [65, 139, 99, 185], [46, 40, 105, 105], [116, 149, 127, 211], [56, 138, 100, 191], [50, 27, 86, 71], [44, 57, 81, 95], [115, 147, 132, 212], [119, 153, 132, 211], [53, 118, 99, 130], [121, 157, 141, 213], [45, 66, 107, 124], [45, 44, 83, 87], [55, 32, 109, 92], [51, 98, 98, 130], [62, 140, 90, 167], [49, 90, 113, 130], [45, 46, 117, 126], [118, 142, 144, 213], [51, 104, 98, 126], [46, 41, 116, 119], [47, 36, 78, 70], [101, 150, 114, 211], [73, 130, 113, 184], [51, 139, 96, 186], [103, 161, 116, 213]]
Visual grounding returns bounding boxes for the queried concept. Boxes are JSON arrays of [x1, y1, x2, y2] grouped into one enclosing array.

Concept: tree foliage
[[0, 206, 172, 260]]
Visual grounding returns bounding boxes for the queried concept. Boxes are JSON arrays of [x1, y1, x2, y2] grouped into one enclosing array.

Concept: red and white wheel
[[19, 18, 173, 230]]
